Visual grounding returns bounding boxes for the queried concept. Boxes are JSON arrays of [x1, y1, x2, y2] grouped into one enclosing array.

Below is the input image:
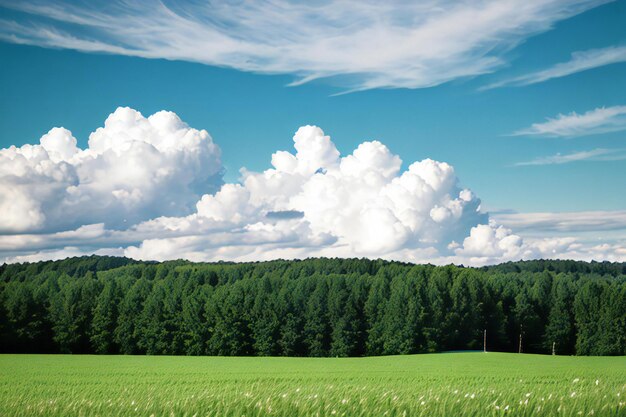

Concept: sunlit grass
[[0, 352, 624, 416]]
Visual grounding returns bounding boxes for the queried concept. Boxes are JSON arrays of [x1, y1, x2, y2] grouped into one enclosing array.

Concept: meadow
[[0, 352, 624, 417]]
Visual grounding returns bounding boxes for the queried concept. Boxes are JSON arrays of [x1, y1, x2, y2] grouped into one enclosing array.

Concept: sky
[[0, 0, 625, 265]]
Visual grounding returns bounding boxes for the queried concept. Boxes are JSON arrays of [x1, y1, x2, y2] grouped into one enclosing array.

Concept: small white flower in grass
[[571, 392, 576, 398], [526, 393, 531, 397], [495, 405, 500, 410], [341, 399, 347, 404], [505, 405, 509, 411], [470, 394, 475, 399], [573, 378, 580, 383], [421, 401, 425, 406], [595, 380, 599, 386]]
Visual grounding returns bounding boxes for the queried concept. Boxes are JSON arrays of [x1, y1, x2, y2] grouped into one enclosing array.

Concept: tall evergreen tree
[[303, 276, 329, 357], [91, 279, 121, 354], [114, 278, 152, 354], [543, 277, 576, 355]]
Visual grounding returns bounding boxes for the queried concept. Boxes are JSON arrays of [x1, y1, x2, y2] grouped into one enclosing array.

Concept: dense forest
[[1, 256, 624, 356]]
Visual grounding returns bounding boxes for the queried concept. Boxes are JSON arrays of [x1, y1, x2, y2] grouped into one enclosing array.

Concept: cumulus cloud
[[0, 0, 610, 91], [122, 124, 487, 260], [511, 105, 626, 137], [482, 45, 626, 89], [514, 148, 626, 166], [0, 107, 222, 233], [1, 108, 625, 265]]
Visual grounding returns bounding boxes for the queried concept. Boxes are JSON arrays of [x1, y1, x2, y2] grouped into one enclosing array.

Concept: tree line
[[1, 256, 624, 356]]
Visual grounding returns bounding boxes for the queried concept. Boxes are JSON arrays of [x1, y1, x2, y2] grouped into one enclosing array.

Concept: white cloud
[[483, 45, 626, 89], [3, 246, 124, 264], [514, 148, 626, 166], [447, 221, 626, 266], [493, 210, 626, 234], [1, 108, 625, 266], [123, 124, 487, 260], [511, 105, 626, 137], [0, 0, 610, 91], [0, 107, 222, 233]]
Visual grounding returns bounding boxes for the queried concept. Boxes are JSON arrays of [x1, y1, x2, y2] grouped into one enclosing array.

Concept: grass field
[[0, 353, 624, 417]]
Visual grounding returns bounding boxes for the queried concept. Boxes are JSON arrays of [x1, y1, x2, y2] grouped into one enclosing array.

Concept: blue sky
[[0, 0, 625, 264]]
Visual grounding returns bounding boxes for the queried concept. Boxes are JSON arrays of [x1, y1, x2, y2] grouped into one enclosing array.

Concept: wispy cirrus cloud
[[511, 105, 626, 137], [0, 0, 611, 92], [514, 147, 626, 166], [494, 210, 626, 233], [482, 45, 626, 90]]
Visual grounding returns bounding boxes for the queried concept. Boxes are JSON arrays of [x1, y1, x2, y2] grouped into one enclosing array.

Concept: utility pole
[[483, 329, 487, 353], [552, 341, 556, 356], [518, 324, 523, 354]]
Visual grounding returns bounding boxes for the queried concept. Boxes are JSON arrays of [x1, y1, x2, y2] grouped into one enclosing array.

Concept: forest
[[1, 256, 624, 356]]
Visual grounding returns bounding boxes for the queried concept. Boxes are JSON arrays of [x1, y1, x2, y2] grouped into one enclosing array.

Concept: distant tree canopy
[[1, 256, 624, 356]]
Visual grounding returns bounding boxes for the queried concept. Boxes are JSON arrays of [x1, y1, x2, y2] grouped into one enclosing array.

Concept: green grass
[[0, 353, 624, 416]]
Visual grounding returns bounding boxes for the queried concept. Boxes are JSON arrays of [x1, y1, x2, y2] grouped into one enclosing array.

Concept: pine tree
[[303, 276, 329, 357], [543, 277, 575, 355], [90, 280, 120, 354]]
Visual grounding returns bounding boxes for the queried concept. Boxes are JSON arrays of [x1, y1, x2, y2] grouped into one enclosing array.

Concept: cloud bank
[[512, 105, 626, 137], [1, 107, 625, 266], [0, 0, 610, 91]]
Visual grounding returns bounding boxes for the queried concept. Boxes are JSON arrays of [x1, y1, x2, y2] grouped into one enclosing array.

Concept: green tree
[[114, 278, 152, 354], [90, 279, 121, 354], [543, 277, 575, 355], [364, 273, 389, 355], [574, 280, 605, 355], [303, 276, 329, 356]]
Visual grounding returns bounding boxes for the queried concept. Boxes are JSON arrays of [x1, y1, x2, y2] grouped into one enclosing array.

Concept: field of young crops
[[0, 352, 624, 417]]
